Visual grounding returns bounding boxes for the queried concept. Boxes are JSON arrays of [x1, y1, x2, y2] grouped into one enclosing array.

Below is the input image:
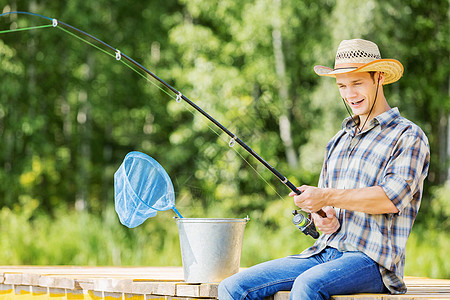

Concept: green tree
[[0, 0, 448, 251]]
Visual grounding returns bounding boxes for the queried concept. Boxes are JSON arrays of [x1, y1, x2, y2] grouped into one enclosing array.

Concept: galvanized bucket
[[176, 218, 249, 283]]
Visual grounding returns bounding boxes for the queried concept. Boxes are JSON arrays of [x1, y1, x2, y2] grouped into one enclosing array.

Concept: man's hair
[[369, 71, 384, 84]]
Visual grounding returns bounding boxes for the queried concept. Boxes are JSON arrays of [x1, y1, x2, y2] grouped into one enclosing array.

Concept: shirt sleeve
[[379, 129, 430, 213]]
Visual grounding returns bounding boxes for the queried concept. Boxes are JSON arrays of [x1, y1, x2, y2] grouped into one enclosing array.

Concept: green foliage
[[0, 0, 448, 279], [405, 226, 449, 279], [425, 183, 450, 231], [0, 201, 181, 266], [404, 181, 450, 279], [0, 193, 448, 279]]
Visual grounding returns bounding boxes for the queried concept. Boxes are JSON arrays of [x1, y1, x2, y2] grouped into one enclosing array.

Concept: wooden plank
[[0, 266, 184, 280], [139, 281, 217, 297], [87, 290, 104, 300], [271, 290, 289, 300], [145, 295, 171, 300], [174, 282, 218, 298], [404, 277, 450, 285], [124, 293, 145, 300], [3, 273, 23, 285], [342, 294, 449, 299], [1, 267, 449, 300], [0, 284, 13, 298], [0, 266, 185, 293], [39, 275, 76, 289], [200, 284, 218, 298], [132, 282, 157, 294], [30, 285, 48, 297], [103, 291, 123, 299], [389, 296, 450, 299], [331, 295, 390, 300], [176, 284, 201, 297], [66, 289, 86, 300], [94, 278, 133, 293], [21, 273, 40, 286], [77, 278, 95, 291], [48, 287, 66, 300], [152, 282, 177, 296], [272, 289, 450, 299], [13, 285, 32, 297], [407, 286, 450, 294]]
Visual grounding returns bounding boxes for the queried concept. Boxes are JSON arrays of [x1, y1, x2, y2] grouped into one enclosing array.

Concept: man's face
[[335, 72, 380, 118]]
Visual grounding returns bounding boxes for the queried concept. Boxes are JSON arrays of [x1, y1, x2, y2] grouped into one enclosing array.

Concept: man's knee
[[218, 277, 234, 300], [218, 274, 248, 300], [218, 272, 264, 300], [290, 275, 328, 300]]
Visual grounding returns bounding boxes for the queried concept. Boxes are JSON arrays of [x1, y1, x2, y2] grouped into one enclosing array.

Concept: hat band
[[333, 67, 358, 71], [333, 62, 365, 70]]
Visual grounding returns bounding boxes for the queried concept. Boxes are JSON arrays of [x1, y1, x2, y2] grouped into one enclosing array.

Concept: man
[[218, 39, 430, 300]]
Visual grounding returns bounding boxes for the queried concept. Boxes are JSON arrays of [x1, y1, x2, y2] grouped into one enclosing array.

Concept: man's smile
[[349, 99, 364, 106]]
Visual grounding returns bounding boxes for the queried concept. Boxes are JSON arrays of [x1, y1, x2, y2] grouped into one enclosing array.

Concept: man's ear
[[378, 72, 386, 85]]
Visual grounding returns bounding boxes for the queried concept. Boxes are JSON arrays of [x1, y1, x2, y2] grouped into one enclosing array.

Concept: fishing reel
[[292, 210, 320, 239]]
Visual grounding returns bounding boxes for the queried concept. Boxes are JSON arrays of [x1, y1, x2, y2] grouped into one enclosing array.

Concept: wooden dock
[[1, 266, 449, 299]]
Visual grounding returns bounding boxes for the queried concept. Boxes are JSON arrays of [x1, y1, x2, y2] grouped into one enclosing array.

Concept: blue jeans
[[218, 247, 387, 300]]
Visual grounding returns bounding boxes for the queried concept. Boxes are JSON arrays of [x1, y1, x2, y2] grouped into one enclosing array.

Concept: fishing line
[[0, 24, 53, 34], [59, 22, 282, 198], [0, 12, 325, 234], [0, 13, 286, 201], [58, 21, 283, 197], [64, 17, 285, 200], [161, 94, 286, 201]]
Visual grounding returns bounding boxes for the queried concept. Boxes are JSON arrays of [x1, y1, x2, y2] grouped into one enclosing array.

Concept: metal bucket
[[176, 218, 249, 283]]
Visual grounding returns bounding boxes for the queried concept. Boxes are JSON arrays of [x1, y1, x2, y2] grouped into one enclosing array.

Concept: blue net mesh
[[114, 151, 176, 228]]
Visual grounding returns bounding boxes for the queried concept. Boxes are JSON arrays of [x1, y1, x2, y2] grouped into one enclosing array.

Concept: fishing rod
[[0, 11, 326, 237]]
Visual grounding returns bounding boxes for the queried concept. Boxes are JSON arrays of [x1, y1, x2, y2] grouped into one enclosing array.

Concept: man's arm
[[291, 185, 399, 214]]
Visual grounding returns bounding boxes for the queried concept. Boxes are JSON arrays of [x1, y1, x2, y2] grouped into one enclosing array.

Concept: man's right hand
[[312, 206, 340, 235]]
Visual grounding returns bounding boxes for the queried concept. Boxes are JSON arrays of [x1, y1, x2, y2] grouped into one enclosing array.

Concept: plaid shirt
[[296, 107, 430, 294]]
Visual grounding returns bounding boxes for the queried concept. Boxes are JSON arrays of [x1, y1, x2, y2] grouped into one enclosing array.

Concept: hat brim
[[314, 59, 404, 85]]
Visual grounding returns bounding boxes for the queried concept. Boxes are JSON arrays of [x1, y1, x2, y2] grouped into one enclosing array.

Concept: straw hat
[[314, 39, 404, 85]]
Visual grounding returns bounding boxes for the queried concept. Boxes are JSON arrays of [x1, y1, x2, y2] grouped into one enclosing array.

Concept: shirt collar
[[341, 107, 401, 135]]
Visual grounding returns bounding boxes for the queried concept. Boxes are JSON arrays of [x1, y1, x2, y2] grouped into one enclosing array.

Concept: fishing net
[[114, 151, 182, 228]]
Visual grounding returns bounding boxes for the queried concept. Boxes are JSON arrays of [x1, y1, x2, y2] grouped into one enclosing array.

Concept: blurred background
[[0, 0, 448, 278]]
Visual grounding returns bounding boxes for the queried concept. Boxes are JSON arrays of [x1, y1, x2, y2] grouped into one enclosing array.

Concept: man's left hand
[[312, 206, 340, 234]]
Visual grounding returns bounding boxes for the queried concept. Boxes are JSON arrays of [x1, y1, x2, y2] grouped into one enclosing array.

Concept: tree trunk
[[75, 55, 94, 211], [447, 113, 450, 182], [272, 0, 298, 168]]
